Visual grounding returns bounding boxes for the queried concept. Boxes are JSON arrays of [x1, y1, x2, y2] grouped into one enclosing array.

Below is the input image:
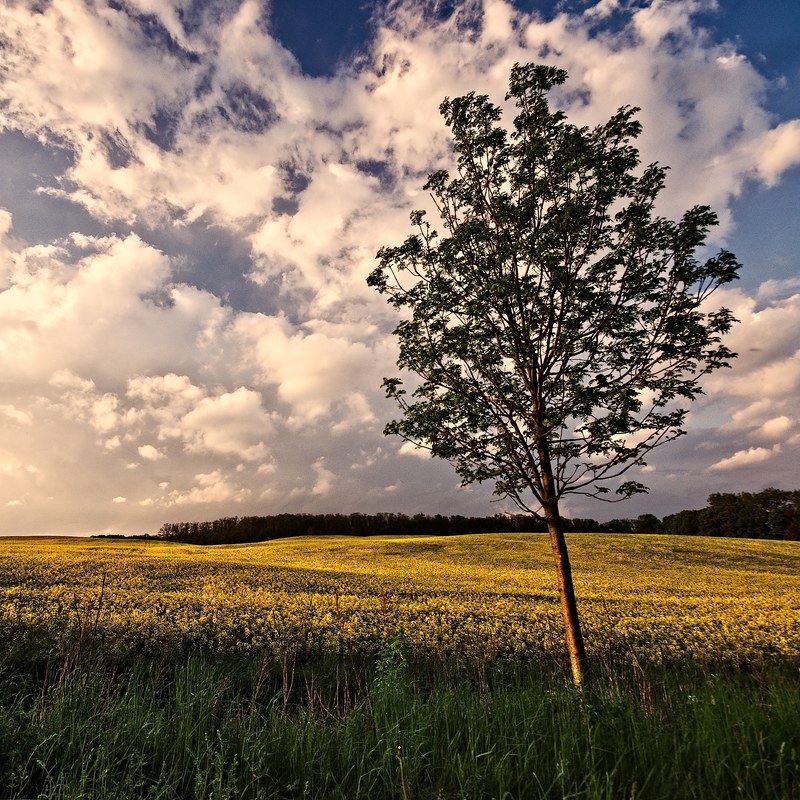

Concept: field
[[1, 533, 799, 799], [3, 533, 799, 664]]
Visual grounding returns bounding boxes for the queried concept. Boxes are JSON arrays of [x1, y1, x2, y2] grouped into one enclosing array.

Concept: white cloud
[[166, 471, 251, 506], [0, 405, 33, 426], [311, 458, 336, 497], [756, 277, 800, 302], [46, 370, 122, 435], [752, 120, 800, 187], [724, 399, 775, 431], [0, 451, 41, 480], [399, 441, 430, 460], [0, 231, 188, 383], [4, 0, 790, 299], [138, 445, 165, 461], [0, 0, 799, 533], [705, 289, 800, 402], [126, 374, 207, 437], [755, 416, 793, 442], [236, 313, 387, 427], [177, 387, 272, 461], [709, 445, 782, 472], [0, 0, 189, 130]]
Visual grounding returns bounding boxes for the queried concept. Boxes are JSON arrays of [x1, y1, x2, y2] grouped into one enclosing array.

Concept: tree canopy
[[369, 63, 740, 685], [370, 63, 739, 514]]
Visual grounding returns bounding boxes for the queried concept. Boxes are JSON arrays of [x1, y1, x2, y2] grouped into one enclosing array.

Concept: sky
[[1, 0, 799, 536]]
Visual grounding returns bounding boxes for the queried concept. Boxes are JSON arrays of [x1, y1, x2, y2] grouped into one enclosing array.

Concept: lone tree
[[368, 64, 740, 685]]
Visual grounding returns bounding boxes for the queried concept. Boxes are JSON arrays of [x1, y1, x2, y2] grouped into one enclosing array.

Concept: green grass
[[1, 646, 798, 800]]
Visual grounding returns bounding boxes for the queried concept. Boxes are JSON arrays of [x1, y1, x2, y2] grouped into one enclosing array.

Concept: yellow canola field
[[1, 534, 798, 665]]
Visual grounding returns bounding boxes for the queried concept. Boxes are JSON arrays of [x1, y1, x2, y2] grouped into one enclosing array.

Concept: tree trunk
[[542, 496, 588, 687], [533, 430, 588, 686]]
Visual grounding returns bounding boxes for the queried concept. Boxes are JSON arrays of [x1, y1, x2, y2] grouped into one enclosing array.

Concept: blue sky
[[0, 0, 798, 535]]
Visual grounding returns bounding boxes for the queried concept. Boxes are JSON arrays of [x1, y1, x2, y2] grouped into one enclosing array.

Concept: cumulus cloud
[[0, 405, 33, 426], [138, 445, 165, 461], [0, 0, 799, 533], [236, 313, 387, 426], [3, 0, 795, 298], [705, 289, 800, 404], [755, 416, 794, 441], [399, 441, 430, 460], [709, 445, 782, 472], [177, 388, 272, 461], [165, 471, 251, 507], [311, 458, 336, 497], [0, 231, 192, 383], [752, 120, 800, 187]]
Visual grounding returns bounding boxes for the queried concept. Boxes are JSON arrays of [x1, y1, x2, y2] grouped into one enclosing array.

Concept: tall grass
[[1, 644, 798, 800]]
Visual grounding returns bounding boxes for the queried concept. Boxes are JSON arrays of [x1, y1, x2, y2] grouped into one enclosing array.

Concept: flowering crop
[[0, 534, 797, 665]]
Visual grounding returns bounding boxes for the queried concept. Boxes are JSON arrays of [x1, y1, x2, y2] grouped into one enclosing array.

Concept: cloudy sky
[[1, 0, 799, 535]]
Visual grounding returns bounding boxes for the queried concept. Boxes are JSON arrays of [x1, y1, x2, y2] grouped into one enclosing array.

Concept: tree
[[368, 64, 740, 685], [632, 514, 662, 535]]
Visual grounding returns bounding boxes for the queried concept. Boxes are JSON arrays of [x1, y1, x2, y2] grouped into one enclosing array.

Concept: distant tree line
[[155, 512, 623, 545], [574, 489, 798, 540], [660, 489, 799, 541], [152, 489, 799, 545], [157, 513, 539, 545]]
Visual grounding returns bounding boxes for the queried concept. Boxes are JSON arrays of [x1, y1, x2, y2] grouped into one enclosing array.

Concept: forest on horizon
[[95, 488, 800, 545]]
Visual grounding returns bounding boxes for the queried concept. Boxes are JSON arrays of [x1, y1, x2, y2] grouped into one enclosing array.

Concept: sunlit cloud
[[709, 445, 782, 472], [0, 0, 798, 533]]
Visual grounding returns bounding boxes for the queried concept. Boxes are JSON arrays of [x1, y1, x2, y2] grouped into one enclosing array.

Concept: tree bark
[[533, 428, 588, 686], [543, 498, 588, 686]]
